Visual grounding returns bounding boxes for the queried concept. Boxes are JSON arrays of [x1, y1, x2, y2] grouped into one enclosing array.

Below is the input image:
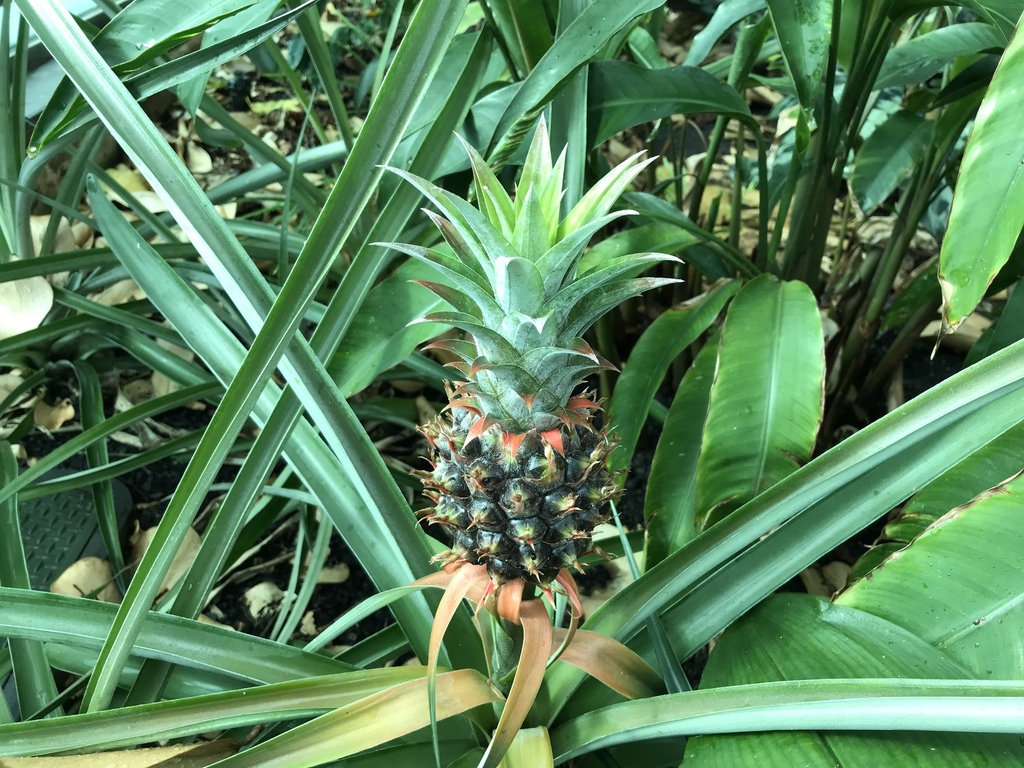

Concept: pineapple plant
[[384, 119, 676, 591]]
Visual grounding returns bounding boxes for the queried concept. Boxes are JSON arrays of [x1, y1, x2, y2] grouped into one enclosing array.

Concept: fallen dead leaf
[[50, 557, 122, 603], [130, 524, 202, 595], [88, 278, 145, 306], [0, 275, 54, 340], [34, 398, 75, 430], [29, 214, 76, 256], [243, 580, 284, 621]]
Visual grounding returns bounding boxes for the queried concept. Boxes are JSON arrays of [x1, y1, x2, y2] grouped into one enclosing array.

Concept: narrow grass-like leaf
[[208, 671, 500, 768], [0, 669, 424, 756], [551, 679, 1024, 763], [0, 588, 354, 684]]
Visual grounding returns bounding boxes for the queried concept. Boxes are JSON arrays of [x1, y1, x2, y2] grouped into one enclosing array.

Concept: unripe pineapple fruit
[[384, 119, 676, 587]]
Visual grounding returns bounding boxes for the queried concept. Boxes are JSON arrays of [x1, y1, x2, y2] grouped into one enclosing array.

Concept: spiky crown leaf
[[381, 118, 679, 431]]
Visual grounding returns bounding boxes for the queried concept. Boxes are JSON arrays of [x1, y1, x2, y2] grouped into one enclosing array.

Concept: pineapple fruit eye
[[467, 458, 505, 492], [500, 478, 540, 519]]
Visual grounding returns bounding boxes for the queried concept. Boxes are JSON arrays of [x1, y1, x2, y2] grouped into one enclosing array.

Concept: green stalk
[[728, 123, 744, 251], [294, 1, 354, 153], [261, 39, 330, 147], [686, 16, 767, 228]]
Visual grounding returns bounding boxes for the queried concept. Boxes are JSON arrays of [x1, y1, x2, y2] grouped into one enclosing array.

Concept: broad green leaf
[[485, 0, 552, 74], [683, 594, 1024, 766], [684, 0, 766, 67], [974, 273, 1024, 359], [586, 61, 752, 149], [839, 471, 1024, 680], [694, 275, 824, 526], [850, 111, 932, 214], [486, 0, 664, 157], [537, 340, 1024, 726], [876, 22, 1005, 89], [607, 281, 739, 478], [766, 0, 832, 110], [644, 336, 720, 569], [327, 260, 448, 396], [939, 20, 1024, 329]]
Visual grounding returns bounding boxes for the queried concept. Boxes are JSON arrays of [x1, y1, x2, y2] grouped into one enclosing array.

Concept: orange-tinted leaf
[[480, 601, 553, 768], [553, 629, 664, 700]]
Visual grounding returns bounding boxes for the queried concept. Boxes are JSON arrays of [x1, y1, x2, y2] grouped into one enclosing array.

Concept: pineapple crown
[[381, 118, 678, 432]]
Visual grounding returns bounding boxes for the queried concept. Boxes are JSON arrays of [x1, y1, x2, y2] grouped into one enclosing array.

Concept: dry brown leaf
[[315, 561, 350, 585], [299, 610, 318, 636], [50, 557, 122, 603], [29, 215, 76, 256], [0, 275, 54, 340], [152, 335, 195, 398], [130, 524, 202, 595], [34, 398, 75, 430], [243, 580, 284, 620], [88, 278, 146, 306], [0, 371, 27, 404], [186, 142, 214, 174]]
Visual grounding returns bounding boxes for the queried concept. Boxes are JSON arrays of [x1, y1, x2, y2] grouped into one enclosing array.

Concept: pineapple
[[385, 120, 676, 588]]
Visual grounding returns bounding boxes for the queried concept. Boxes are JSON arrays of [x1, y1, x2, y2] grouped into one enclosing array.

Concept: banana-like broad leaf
[[682, 594, 1024, 765], [328, 260, 450, 396], [607, 281, 739, 478], [585, 61, 752, 149], [486, 0, 664, 157], [850, 111, 932, 214], [939, 19, 1024, 329], [644, 335, 720, 569], [838, 471, 1024, 681], [766, 0, 832, 111], [684, 0, 766, 67], [876, 22, 1006, 89], [694, 275, 824, 527]]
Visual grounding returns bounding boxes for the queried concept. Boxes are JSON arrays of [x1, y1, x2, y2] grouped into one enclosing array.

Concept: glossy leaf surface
[[839, 471, 1024, 680], [939, 20, 1024, 328], [695, 275, 824, 526], [683, 594, 1024, 765]]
